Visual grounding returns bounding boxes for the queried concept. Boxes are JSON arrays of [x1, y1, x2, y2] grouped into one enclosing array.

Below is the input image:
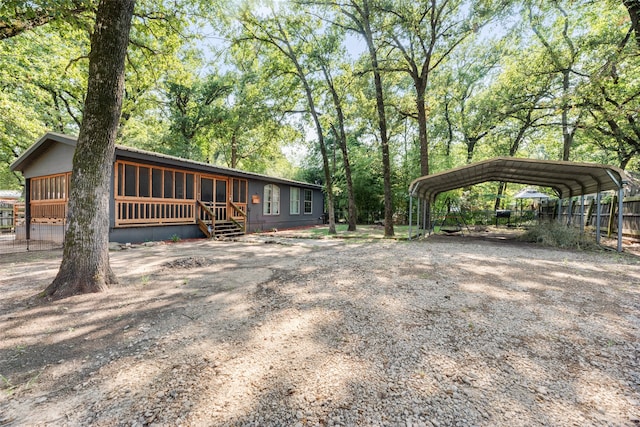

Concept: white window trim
[[303, 189, 313, 215], [263, 184, 280, 215], [290, 187, 300, 215]]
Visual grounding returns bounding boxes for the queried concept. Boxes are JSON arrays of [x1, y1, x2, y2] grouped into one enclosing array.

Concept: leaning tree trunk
[[361, 1, 394, 237], [323, 64, 357, 232], [45, 0, 135, 299]]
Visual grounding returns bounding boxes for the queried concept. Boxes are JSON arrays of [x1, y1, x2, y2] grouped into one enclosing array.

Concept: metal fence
[[0, 203, 65, 254], [539, 196, 640, 238]]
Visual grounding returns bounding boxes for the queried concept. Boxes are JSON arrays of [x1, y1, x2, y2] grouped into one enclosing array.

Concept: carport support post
[[618, 186, 624, 252], [423, 200, 428, 236], [416, 196, 420, 237], [580, 195, 585, 234], [596, 191, 601, 245], [408, 194, 413, 240]]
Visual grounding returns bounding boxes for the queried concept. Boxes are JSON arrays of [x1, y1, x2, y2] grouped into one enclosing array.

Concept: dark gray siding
[[246, 179, 324, 232], [109, 224, 202, 243], [15, 134, 324, 244], [21, 142, 74, 178]]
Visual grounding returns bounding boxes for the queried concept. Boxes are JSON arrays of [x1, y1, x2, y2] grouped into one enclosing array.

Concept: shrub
[[519, 222, 598, 250]]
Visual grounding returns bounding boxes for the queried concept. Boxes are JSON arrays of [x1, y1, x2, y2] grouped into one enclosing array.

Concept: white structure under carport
[[408, 157, 629, 252]]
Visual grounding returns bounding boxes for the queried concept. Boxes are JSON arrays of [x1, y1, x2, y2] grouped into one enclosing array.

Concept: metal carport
[[408, 157, 629, 251]]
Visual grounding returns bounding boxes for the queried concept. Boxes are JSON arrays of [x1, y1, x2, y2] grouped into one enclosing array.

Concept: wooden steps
[[199, 220, 245, 239]]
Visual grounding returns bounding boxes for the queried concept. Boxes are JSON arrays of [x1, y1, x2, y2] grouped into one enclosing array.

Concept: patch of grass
[[0, 374, 16, 395], [519, 222, 598, 250], [25, 370, 42, 389], [170, 234, 181, 243], [2, 370, 47, 396]]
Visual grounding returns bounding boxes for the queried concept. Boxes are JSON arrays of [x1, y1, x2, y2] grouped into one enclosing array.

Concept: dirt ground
[[1, 228, 639, 426]]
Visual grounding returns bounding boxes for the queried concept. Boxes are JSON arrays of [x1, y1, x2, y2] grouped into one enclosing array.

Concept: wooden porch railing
[[30, 201, 67, 223], [229, 201, 247, 232], [14, 202, 25, 225], [197, 200, 216, 237], [115, 198, 195, 227]]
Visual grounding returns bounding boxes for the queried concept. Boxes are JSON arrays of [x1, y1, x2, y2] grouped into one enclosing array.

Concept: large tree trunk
[[624, 0, 640, 47], [323, 65, 357, 232], [336, 127, 357, 232], [231, 133, 238, 169], [45, 0, 135, 299], [288, 49, 336, 235], [361, 1, 394, 237], [415, 82, 429, 176]]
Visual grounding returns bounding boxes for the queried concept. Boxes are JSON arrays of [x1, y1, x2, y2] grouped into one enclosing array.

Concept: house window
[[290, 187, 300, 215], [304, 189, 313, 214], [263, 184, 280, 215]]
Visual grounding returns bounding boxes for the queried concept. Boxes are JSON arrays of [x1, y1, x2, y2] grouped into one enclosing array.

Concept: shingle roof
[[11, 132, 322, 189]]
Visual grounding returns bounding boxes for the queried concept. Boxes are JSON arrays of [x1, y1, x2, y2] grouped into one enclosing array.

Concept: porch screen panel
[[201, 178, 214, 201], [232, 178, 247, 203], [31, 174, 69, 201], [117, 163, 124, 196], [175, 172, 184, 199], [125, 164, 137, 196], [216, 180, 226, 203], [152, 168, 162, 198], [186, 174, 194, 199], [139, 167, 150, 197], [164, 171, 173, 198], [114, 161, 197, 227], [30, 172, 70, 222]]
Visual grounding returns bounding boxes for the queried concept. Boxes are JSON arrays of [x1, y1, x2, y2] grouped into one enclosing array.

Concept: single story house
[[10, 132, 324, 243]]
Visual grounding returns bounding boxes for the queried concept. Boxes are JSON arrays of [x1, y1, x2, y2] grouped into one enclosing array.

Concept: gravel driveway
[[1, 233, 639, 426]]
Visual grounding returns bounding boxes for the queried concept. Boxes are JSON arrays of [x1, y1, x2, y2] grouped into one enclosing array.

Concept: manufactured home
[[10, 132, 324, 243]]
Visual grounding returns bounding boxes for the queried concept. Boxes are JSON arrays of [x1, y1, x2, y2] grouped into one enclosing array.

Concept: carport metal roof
[[408, 157, 629, 251], [409, 157, 628, 201]]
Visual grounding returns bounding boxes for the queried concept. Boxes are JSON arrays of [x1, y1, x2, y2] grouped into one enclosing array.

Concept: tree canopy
[[3, 0, 639, 225]]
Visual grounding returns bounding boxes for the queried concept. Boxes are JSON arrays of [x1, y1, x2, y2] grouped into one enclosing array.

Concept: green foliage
[[2, 0, 640, 221], [159, 75, 231, 161]]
